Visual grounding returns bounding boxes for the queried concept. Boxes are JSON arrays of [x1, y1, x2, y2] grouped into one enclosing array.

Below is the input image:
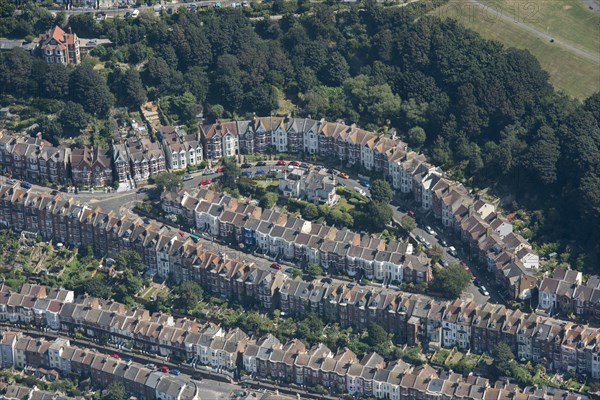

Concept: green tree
[[0, 48, 33, 97], [297, 313, 324, 346], [69, 64, 114, 116], [370, 180, 393, 203], [407, 126, 426, 148], [113, 249, 145, 274], [306, 263, 323, 279], [259, 192, 279, 209], [493, 342, 515, 378], [319, 51, 349, 86], [185, 66, 209, 104], [364, 323, 388, 347], [400, 214, 416, 233], [366, 201, 393, 231], [41, 63, 70, 100], [166, 92, 198, 123], [210, 54, 243, 112], [174, 281, 204, 312], [154, 172, 183, 192], [431, 264, 471, 298], [301, 203, 319, 220], [102, 382, 127, 400], [207, 104, 225, 121], [221, 157, 241, 188], [59, 102, 90, 138], [77, 276, 113, 299], [525, 125, 559, 185], [426, 244, 443, 264], [111, 68, 147, 109]]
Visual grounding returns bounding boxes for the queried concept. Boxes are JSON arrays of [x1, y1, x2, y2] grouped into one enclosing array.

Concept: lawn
[[476, 0, 600, 56], [433, 0, 600, 99], [431, 349, 451, 365]]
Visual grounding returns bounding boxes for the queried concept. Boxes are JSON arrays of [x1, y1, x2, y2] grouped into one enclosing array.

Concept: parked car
[[440, 258, 449, 267], [241, 171, 252, 177], [270, 262, 282, 270], [200, 179, 211, 185], [256, 169, 266, 175], [21, 181, 32, 189], [284, 267, 294, 273], [321, 277, 332, 284], [425, 225, 436, 235], [339, 172, 350, 179], [300, 162, 310, 169], [460, 260, 469, 270], [50, 190, 58, 195], [86, 40, 98, 46], [203, 169, 215, 175], [360, 179, 370, 188], [479, 286, 490, 296], [346, 282, 355, 288], [448, 246, 457, 257], [290, 161, 300, 166], [416, 235, 424, 243], [241, 163, 252, 169], [6, 179, 16, 185], [424, 241, 432, 249], [216, 167, 223, 173], [111, 353, 120, 359], [159, 366, 169, 373], [145, 363, 157, 369], [170, 369, 181, 376], [183, 175, 193, 181], [276, 159, 287, 166], [354, 187, 367, 196], [439, 239, 448, 247], [408, 210, 415, 217], [256, 161, 267, 166], [473, 279, 481, 287]]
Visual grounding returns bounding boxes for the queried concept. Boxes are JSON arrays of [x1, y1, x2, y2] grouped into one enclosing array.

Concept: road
[[54, 0, 239, 19], [471, 0, 600, 63]]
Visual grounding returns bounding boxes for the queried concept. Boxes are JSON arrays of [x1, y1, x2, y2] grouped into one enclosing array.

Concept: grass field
[[433, 0, 600, 99]]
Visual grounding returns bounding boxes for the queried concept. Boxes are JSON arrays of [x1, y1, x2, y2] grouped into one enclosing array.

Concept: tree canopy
[[431, 264, 471, 298], [154, 172, 183, 192]]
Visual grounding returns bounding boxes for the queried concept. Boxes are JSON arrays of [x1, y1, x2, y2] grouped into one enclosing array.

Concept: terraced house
[[200, 116, 542, 300], [166, 187, 428, 285], [0, 289, 594, 400], [0, 186, 597, 381]]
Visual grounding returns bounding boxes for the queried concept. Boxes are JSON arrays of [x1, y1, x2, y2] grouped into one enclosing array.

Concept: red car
[[290, 161, 300, 166], [200, 179, 211, 186], [216, 167, 223, 173], [111, 353, 120, 359], [270, 262, 282, 270], [276, 160, 286, 166], [159, 365, 169, 373]]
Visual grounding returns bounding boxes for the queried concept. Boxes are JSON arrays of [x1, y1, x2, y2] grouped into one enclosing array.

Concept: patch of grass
[[476, 0, 600, 56], [433, 1, 600, 99], [431, 349, 451, 365]]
